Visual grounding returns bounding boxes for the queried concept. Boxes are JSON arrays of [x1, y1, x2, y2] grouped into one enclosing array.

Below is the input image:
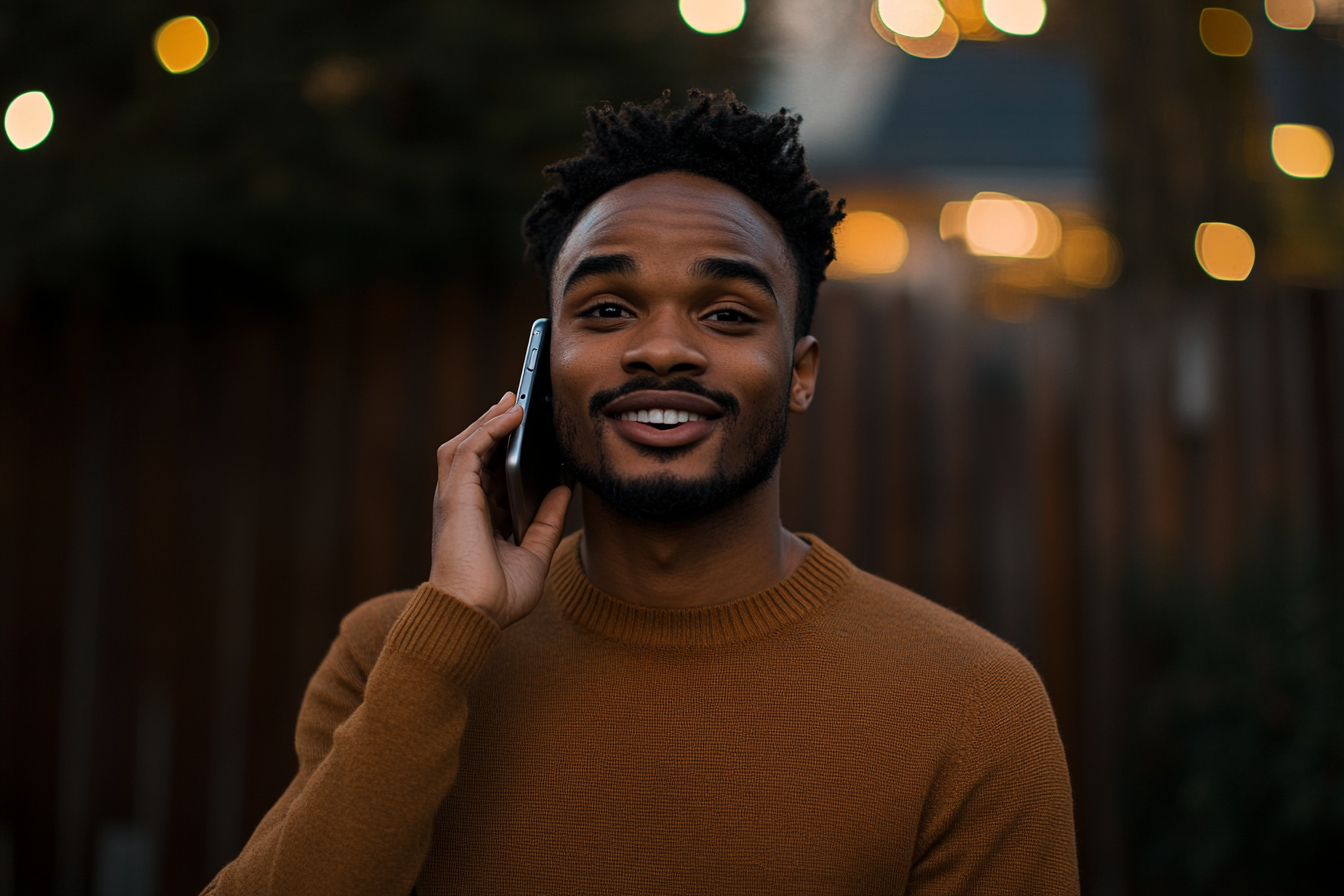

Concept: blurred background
[[1, 1, 1341, 893]]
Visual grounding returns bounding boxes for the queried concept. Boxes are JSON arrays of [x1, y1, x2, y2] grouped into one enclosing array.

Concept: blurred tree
[[0, 0, 751, 309]]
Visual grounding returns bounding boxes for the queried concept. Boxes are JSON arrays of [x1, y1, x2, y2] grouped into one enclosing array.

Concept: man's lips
[[602, 390, 725, 420], [602, 389, 725, 449]]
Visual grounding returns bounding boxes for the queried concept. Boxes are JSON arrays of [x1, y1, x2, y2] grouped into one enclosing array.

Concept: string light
[[876, 0, 946, 39], [1265, 0, 1315, 29], [982, 0, 1047, 35], [679, 0, 746, 34], [830, 211, 910, 278], [1195, 222, 1255, 280], [154, 16, 212, 74], [5, 91, 54, 150], [1200, 8, 1253, 56], [1271, 124, 1334, 178]]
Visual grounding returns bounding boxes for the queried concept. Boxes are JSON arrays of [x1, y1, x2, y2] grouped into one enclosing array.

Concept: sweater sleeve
[[200, 583, 501, 896], [905, 650, 1081, 896]]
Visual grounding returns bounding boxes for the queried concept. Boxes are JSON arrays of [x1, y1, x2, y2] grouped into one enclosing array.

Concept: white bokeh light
[[5, 91, 54, 150]]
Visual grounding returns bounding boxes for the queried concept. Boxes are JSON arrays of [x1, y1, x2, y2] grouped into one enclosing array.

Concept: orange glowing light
[[1059, 225, 1121, 289], [1265, 0, 1315, 29], [1200, 8, 1253, 56], [1195, 222, 1255, 281], [939, 201, 970, 241], [1271, 123, 1334, 178], [966, 193, 1040, 257], [831, 211, 910, 278], [155, 16, 212, 74], [892, 8, 961, 57], [877, 0, 946, 38], [943, 0, 1004, 39]]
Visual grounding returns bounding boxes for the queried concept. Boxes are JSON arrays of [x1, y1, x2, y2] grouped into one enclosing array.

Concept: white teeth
[[618, 408, 707, 424]]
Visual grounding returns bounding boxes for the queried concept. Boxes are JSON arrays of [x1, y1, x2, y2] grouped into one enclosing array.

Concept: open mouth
[[614, 408, 707, 430], [601, 389, 727, 445]]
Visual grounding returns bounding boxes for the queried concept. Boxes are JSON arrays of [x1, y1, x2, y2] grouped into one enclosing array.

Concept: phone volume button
[[526, 347, 538, 370]]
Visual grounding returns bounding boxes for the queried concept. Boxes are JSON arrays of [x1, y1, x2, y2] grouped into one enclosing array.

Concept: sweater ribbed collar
[[547, 532, 853, 647]]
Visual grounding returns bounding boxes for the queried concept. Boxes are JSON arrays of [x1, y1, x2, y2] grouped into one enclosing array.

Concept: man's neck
[[576, 475, 810, 610]]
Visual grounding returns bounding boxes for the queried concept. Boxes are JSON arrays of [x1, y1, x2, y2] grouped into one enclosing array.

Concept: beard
[[554, 376, 790, 525]]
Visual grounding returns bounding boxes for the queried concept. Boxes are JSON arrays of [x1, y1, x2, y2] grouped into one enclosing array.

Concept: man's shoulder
[[825, 564, 1036, 683], [335, 588, 419, 670]]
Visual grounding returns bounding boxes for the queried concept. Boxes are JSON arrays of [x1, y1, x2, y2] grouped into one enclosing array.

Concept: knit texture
[[204, 533, 1079, 895]]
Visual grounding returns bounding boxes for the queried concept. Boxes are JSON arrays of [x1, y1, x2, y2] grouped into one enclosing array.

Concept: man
[[205, 91, 1079, 895]]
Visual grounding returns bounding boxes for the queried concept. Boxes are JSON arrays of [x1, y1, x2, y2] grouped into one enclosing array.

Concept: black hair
[[522, 89, 845, 339]]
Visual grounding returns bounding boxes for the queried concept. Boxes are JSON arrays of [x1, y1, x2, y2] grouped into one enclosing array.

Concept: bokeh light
[[889, 6, 961, 57], [1200, 8, 1253, 56], [1059, 224, 1122, 288], [679, 0, 746, 34], [877, 0, 946, 39], [1195, 222, 1255, 281], [965, 193, 1039, 257], [1271, 123, 1334, 178], [155, 16, 211, 74], [944, 0, 1004, 40], [5, 91, 54, 150], [1264, 0, 1314, 29], [831, 211, 910, 278], [982, 0, 1047, 36]]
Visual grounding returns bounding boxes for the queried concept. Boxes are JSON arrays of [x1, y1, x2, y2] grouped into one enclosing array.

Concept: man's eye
[[592, 304, 627, 318], [707, 309, 752, 323]]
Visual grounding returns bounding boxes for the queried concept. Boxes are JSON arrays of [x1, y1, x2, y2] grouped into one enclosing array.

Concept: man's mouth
[[601, 389, 726, 445]]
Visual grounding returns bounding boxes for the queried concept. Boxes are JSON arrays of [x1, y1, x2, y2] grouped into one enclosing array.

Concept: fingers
[[517, 485, 573, 560], [436, 392, 520, 480]]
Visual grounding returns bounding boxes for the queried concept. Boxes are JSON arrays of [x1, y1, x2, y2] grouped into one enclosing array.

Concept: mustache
[[586, 376, 740, 419]]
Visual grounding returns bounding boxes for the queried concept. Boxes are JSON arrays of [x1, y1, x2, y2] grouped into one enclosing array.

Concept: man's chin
[[576, 469, 758, 525]]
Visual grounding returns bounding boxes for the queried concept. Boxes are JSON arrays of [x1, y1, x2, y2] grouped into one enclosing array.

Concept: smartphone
[[504, 318, 565, 544]]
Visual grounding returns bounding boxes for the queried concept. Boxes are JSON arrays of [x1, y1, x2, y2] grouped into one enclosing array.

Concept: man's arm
[[201, 586, 499, 896], [200, 392, 572, 895], [906, 650, 1081, 896]]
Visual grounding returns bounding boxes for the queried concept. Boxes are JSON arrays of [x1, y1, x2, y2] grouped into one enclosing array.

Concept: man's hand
[[429, 392, 572, 628]]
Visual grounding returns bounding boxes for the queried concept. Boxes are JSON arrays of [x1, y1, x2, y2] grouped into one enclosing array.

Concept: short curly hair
[[522, 90, 845, 339]]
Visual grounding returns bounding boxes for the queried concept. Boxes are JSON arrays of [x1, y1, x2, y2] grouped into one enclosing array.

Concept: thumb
[[518, 485, 573, 561]]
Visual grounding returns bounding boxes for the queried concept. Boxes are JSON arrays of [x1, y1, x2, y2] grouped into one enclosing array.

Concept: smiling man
[[205, 91, 1079, 896]]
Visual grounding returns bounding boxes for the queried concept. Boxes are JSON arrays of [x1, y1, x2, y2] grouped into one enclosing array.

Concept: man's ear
[[789, 336, 819, 413]]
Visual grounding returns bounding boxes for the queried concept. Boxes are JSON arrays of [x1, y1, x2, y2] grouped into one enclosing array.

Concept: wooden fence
[[1, 279, 1338, 894]]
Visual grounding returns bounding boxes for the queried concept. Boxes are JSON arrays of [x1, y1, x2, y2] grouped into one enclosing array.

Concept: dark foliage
[[1123, 542, 1344, 895], [522, 89, 845, 339], [0, 1, 749, 310]]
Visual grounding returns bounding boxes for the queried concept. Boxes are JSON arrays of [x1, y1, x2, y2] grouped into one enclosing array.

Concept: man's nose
[[621, 313, 707, 377]]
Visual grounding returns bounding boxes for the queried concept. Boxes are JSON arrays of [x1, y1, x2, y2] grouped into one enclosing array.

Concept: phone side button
[[526, 347, 538, 370]]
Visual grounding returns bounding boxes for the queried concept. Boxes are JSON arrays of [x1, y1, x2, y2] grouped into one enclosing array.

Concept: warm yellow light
[[1059, 225, 1121, 288], [1265, 0, 1315, 28], [1271, 123, 1334, 178], [679, 0, 746, 34], [943, 0, 1003, 39], [1195, 222, 1255, 280], [155, 16, 211, 73], [877, 0, 946, 39], [939, 201, 970, 241], [966, 193, 1040, 257], [875, 3, 961, 56], [982, 0, 1047, 35], [5, 91, 53, 150], [831, 211, 910, 278], [1200, 8, 1253, 56]]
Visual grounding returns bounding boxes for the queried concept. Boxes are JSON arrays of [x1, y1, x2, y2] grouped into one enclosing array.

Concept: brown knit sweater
[[204, 533, 1079, 895]]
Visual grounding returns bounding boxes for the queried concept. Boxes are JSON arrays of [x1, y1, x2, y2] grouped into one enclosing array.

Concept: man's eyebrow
[[562, 253, 637, 297], [689, 257, 777, 305]]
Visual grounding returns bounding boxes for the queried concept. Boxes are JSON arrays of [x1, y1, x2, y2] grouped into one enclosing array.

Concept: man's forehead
[[555, 173, 791, 272]]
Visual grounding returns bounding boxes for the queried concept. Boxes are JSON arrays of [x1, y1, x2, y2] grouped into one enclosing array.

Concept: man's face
[[549, 171, 816, 523]]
